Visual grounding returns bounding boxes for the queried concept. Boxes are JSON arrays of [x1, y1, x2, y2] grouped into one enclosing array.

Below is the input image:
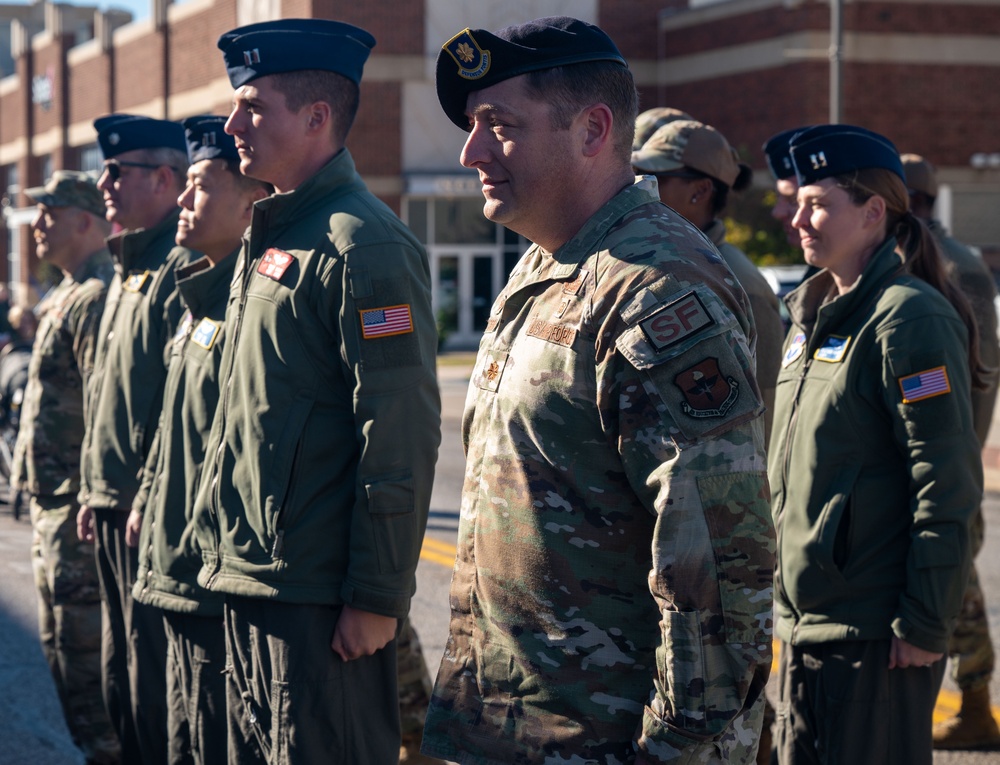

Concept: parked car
[[760, 264, 808, 332]]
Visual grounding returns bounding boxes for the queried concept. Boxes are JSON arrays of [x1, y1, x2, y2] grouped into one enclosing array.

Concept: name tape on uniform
[[640, 291, 714, 352]]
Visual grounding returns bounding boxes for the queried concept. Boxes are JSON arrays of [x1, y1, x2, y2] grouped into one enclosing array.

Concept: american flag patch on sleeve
[[899, 365, 951, 403], [359, 304, 414, 339]]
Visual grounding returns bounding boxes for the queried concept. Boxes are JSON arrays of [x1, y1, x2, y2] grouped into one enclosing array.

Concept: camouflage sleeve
[[610, 284, 774, 763], [68, 280, 109, 419]]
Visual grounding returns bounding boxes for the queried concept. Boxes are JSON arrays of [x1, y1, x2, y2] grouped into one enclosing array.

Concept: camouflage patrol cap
[[633, 107, 693, 150], [901, 153, 939, 198], [25, 170, 104, 217], [631, 120, 740, 187], [436, 16, 629, 130]]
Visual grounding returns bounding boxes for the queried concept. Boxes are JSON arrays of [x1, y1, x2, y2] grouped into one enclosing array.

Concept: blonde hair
[[836, 168, 985, 390]]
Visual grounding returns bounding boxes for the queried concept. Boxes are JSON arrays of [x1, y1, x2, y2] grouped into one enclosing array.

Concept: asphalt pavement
[[2, 352, 1000, 763]]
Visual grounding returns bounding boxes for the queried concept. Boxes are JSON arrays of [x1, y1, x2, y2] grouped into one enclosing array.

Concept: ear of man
[[579, 103, 614, 159]]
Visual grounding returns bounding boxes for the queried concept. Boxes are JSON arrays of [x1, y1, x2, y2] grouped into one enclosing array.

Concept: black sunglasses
[[103, 160, 175, 181]]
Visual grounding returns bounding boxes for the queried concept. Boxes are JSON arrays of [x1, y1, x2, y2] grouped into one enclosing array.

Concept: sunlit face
[[225, 75, 308, 192], [460, 75, 578, 242], [792, 179, 879, 282], [176, 159, 252, 261], [772, 177, 801, 248], [31, 203, 82, 270], [96, 149, 163, 229]]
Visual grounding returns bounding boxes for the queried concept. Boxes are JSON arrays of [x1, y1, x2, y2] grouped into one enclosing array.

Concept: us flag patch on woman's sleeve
[[360, 304, 413, 339], [899, 365, 951, 403]]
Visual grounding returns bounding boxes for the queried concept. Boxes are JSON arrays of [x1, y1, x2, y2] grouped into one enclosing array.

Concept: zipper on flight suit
[[204, 232, 258, 589], [777, 355, 813, 643]]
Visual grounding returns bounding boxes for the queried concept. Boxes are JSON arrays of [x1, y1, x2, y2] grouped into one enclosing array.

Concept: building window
[[79, 144, 103, 175]]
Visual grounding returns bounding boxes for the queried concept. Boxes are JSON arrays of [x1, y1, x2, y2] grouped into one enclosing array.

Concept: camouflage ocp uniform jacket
[[131, 252, 235, 616], [78, 210, 192, 512], [422, 178, 775, 765], [11, 249, 114, 497]]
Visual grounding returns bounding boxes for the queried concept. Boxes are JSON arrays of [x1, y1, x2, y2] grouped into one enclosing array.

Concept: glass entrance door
[[432, 249, 504, 349]]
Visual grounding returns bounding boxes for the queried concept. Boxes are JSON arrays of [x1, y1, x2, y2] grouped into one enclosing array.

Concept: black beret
[[763, 127, 810, 181], [217, 18, 375, 88], [436, 16, 628, 130], [790, 124, 904, 186], [183, 115, 238, 164], [94, 114, 187, 159]]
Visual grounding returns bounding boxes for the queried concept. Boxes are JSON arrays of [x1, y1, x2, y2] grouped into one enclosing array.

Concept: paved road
[[2, 355, 1000, 762]]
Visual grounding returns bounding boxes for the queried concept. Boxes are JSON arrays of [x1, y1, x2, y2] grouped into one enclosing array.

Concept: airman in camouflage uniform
[[14, 170, 120, 764], [423, 18, 773, 764], [903, 153, 1000, 751]]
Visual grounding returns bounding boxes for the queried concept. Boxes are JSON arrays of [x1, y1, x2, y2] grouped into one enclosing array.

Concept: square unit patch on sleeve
[[899, 365, 951, 403], [639, 291, 714, 352], [360, 304, 414, 339]]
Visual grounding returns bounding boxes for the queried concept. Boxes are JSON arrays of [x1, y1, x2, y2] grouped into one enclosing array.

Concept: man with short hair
[[15, 170, 119, 765], [903, 153, 1000, 751], [192, 19, 441, 764], [129, 115, 270, 765], [423, 17, 773, 764], [77, 114, 193, 765]]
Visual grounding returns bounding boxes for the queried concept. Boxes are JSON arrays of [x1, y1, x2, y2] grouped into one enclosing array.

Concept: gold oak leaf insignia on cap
[[444, 29, 490, 80]]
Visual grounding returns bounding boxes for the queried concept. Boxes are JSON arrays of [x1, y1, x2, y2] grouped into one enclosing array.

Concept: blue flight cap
[[436, 16, 629, 131], [790, 124, 904, 186], [183, 115, 238, 163], [217, 18, 376, 88], [94, 114, 187, 160], [763, 127, 810, 181]]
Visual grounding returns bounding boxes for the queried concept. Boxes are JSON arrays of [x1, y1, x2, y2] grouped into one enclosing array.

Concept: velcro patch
[[674, 357, 739, 418], [123, 270, 150, 292], [256, 248, 294, 281], [814, 335, 851, 363], [640, 291, 714, 352], [526, 318, 576, 347], [174, 310, 193, 341], [191, 318, 221, 350], [899, 366, 951, 403], [782, 332, 806, 367], [360, 304, 414, 339]]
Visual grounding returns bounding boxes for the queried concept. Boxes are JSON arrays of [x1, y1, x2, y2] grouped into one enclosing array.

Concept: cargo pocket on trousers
[[365, 473, 417, 574]]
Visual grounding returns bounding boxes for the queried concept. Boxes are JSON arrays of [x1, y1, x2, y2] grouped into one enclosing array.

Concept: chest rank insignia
[[443, 29, 490, 80], [123, 270, 150, 292], [191, 318, 221, 350], [783, 332, 806, 367], [899, 365, 951, 404], [640, 291, 714, 352], [360, 304, 414, 339], [814, 334, 851, 363], [675, 357, 739, 418], [256, 248, 294, 281], [174, 310, 194, 342]]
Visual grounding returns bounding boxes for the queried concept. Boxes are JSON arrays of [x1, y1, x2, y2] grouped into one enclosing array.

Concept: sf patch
[[640, 291, 714, 352], [360, 304, 414, 339], [899, 365, 951, 403], [674, 357, 739, 418], [256, 248, 294, 281], [442, 29, 490, 80]]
